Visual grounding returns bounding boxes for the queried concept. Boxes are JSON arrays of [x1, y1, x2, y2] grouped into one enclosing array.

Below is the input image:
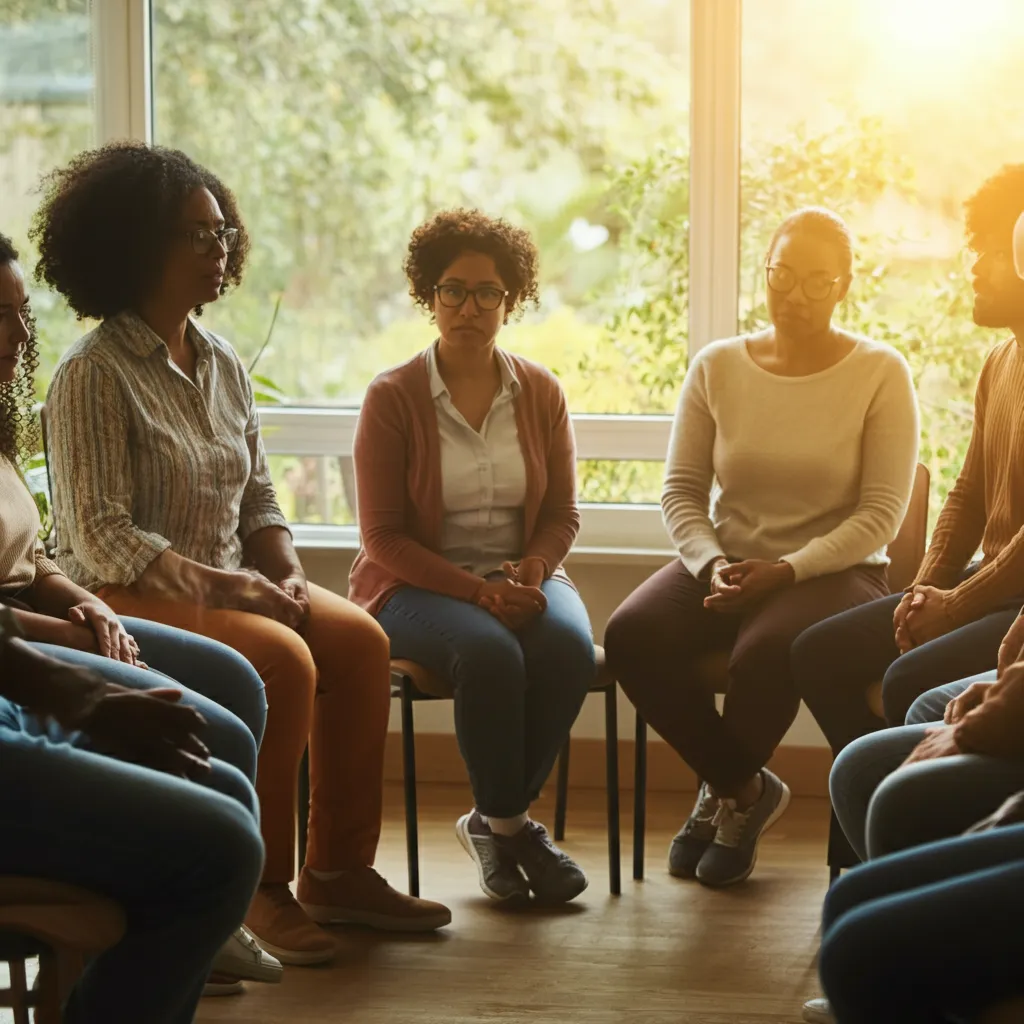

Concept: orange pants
[[102, 582, 391, 884]]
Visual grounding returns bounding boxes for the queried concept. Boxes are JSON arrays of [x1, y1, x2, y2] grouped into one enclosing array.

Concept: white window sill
[[290, 524, 676, 567]]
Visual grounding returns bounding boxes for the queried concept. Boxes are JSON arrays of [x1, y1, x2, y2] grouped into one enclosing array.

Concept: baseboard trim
[[384, 733, 832, 798]]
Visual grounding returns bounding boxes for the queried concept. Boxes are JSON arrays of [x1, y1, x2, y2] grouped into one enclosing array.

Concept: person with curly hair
[[351, 209, 595, 905], [35, 143, 451, 966], [0, 230, 278, 1008]]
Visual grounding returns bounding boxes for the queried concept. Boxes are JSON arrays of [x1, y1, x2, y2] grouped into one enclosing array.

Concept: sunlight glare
[[878, 0, 1011, 55]]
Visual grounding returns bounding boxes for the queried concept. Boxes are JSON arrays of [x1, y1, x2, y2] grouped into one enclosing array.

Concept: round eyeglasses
[[434, 283, 508, 312], [766, 263, 842, 302], [187, 227, 240, 256]]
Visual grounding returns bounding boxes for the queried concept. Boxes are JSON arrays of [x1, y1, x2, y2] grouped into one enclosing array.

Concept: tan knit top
[[914, 337, 1024, 625], [0, 457, 64, 596]]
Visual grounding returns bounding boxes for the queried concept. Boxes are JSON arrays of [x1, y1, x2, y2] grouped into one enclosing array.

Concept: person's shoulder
[[691, 334, 748, 367], [51, 322, 113, 384], [502, 350, 563, 396], [845, 335, 911, 373], [362, 350, 430, 415]]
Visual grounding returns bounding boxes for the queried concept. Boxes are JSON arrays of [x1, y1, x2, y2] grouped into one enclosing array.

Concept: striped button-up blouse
[[46, 310, 289, 592]]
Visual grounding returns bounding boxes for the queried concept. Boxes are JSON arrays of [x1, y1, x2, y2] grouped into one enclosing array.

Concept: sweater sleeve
[[780, 353, 920, 583], [47, 357, 171, 586], [913, 355, 993, 591], [353, 381, 482, 603], [955, 668, 1024, 760], [523, 378, 580, 574], [661, 354, 726, 578]]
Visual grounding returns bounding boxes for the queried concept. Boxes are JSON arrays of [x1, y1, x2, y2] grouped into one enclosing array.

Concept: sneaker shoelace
[[712, 799, 753, 848]]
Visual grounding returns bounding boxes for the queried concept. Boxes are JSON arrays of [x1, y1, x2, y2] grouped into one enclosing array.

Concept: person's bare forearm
[[134, 549, 237, 606], [243, 526, 303, 583], [25, 572, 99, 620], [10, 608, 93, 649]]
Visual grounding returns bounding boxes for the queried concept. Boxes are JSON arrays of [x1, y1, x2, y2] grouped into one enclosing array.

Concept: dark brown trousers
[[604, 560, 888, 797]]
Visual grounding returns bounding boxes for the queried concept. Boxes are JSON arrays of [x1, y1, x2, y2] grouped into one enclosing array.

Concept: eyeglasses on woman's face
[[186, 226, 239, 256], [765, 263, 842, 302], [434, 283, 508, 312]]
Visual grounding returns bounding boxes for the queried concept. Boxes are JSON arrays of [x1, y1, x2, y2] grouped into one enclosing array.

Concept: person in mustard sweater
[[792, 164, 1024, 756]]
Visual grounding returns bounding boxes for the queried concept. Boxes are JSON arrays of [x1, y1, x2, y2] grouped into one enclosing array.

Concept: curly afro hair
[[403, 209, 540, 322], [0, 233, 40, 465], [965, 163, 1024, 252], [30, 141, 250, 321]]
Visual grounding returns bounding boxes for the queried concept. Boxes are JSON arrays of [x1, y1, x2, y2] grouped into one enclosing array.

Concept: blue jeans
[[29, 615, 269, 783], [820, 825, 1024, 1023], [378, 579, 595, 818], [830, 675, 1024, 860], [0, 617, 267, 1024]]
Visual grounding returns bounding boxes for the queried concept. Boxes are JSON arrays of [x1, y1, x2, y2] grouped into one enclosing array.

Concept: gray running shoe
[[669, 781, 720, 878], [493, 820, 589, 905], [696, 769, 791, 888], [456, 810, 531, 905]]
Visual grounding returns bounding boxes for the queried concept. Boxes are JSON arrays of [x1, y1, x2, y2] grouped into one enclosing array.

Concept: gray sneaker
[[802, 997, 835, 1023], [493, 820, 589, 905], [456, 810, 531, 905], [669, 782, 720, 878], [696, 769, 791, 888]]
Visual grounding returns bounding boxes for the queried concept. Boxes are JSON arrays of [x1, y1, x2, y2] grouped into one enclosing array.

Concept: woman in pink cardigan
[[351, 210, 595, 906]]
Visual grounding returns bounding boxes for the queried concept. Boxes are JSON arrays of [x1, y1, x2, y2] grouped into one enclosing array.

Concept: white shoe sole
[[299, 901, 451, 932], [247, 938, 336, 967], [455, 814, 530, 905], [202, 980, 244, 997], [697, 781, 792, 888]]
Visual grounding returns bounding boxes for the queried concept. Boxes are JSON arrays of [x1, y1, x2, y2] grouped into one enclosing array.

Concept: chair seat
[[391, 644, 616, 701], [0, 878, 125, 956]]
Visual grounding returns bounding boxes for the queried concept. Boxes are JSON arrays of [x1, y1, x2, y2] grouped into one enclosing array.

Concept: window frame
[[96, 0, 744, 554]]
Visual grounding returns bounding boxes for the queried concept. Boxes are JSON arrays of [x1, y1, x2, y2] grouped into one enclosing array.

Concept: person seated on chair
[[792, 165, 1024, 756], [604, 207, 919, 888], [351, 209, 595, 906], [0, 620, 266, 1024], [0, 228, 279, 995], [31, 142, 451, 966]]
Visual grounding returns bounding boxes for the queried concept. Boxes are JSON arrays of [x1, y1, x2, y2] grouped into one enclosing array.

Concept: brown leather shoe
[[245, 884, 337, 966], [297, 866, 452, 932]]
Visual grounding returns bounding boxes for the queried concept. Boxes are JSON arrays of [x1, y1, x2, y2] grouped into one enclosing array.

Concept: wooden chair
[[0, 877, 125, 1024], [631, 463, 930, 883], [298, 647, 622, 897]]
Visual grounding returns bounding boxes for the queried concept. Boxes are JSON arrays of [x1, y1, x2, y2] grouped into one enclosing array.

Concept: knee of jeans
[[207, 760, 260, 819], [905, 688, 944, 726], [864, 769, 920, 858], [880, 661, 922, 726], [452, 631, 525, 691], [211, 646, 268, 742], [204, 713, 259, 783], [202, 793, 265, 907]]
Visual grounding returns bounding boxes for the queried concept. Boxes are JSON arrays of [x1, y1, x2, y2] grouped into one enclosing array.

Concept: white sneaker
[[212, 926, 284, 984], [802, 997, 835, 1023]]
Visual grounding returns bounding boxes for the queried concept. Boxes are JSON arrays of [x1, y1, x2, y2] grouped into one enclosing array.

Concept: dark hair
[[403, 208, 540, 321], [965, 163, 1024, 253], [767, 206, 855, 277], [0, 233, 40, 464], [30, 141, 250, 320]]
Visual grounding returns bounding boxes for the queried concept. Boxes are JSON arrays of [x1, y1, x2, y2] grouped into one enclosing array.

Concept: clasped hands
[[892, 585, 954, 654], [474, 557, 547, 631], [703, 557, 795, 613]]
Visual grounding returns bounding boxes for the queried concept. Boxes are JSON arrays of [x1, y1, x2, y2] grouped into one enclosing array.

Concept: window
[[150, 0, 692, 520], [741, 0, 1024, 522], [0, 0, 94, 395]]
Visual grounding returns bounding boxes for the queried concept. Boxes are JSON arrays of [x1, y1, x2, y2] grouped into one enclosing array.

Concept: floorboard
[[196, 783, 831, 1024]]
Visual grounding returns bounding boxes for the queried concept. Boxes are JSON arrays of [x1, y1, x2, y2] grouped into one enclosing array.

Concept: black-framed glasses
[[434, 283, 508, 311], [186, 227, 239, 255], [766, 263, 842, 302]]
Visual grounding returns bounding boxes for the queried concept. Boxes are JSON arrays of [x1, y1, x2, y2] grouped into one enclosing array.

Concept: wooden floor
[[197, 783, 831, 1024]]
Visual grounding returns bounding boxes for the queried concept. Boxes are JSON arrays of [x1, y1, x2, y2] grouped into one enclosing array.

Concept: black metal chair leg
[[604, 684, 621, 895], [400, 680, 420, 898], [633, 713, 647, 880], [297, 746, 310, 871], [554, 740, 570, 841]]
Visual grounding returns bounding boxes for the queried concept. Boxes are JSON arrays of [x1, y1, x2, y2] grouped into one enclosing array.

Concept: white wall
[[299, 549, 829, 749]]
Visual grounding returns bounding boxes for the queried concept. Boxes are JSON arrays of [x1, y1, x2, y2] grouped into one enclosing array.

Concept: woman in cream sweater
[[605, 207, 919, 888]]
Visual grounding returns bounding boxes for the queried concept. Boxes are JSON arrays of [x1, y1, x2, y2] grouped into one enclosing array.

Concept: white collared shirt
[[428, 344, 527, 577]]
